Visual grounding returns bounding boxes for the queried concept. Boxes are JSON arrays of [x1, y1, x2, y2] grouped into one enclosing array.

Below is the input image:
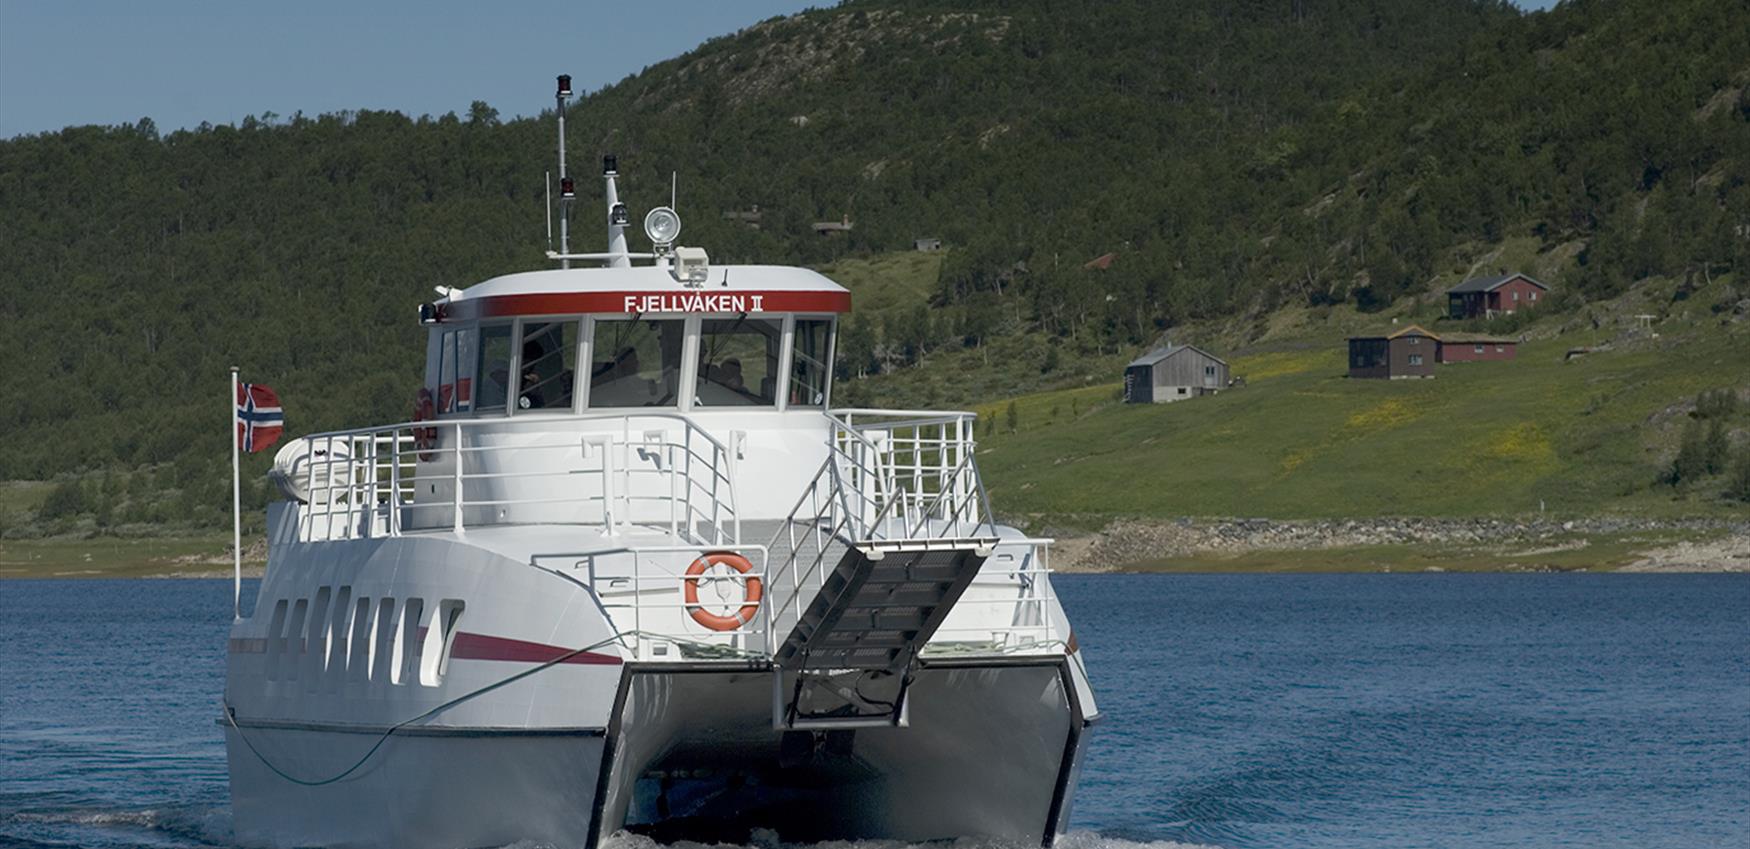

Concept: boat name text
[[623, 294, 767, 313]]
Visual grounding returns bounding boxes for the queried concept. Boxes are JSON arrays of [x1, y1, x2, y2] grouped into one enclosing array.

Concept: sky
[[0, 0, 1560, 140], [0, 1, 823, 139]]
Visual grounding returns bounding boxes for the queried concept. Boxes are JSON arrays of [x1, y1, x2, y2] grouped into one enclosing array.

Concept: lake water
[[1, 574, 1745, 849]]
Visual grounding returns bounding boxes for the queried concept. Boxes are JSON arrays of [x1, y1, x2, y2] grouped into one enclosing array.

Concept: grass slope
[[973, 280, 1749, 528]]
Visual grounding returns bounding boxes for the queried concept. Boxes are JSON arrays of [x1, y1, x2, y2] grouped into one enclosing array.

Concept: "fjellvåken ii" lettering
[[622, 293, 767, 313]]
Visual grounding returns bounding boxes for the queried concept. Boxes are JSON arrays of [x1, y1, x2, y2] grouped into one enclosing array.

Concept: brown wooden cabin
[[1348, 325, 1438, 379]]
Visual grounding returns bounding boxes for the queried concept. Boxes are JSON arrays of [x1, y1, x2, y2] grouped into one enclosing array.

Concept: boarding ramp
[[764, 410, 999, 729]]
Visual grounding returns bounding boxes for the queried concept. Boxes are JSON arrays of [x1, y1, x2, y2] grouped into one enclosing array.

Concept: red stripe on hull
[[448, 632, 623, 666], [226, 632, 622, 666]]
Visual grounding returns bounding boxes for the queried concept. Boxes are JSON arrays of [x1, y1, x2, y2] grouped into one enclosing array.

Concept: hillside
[[971, 276, 1750, 527], [1, 0, 1748, 543]]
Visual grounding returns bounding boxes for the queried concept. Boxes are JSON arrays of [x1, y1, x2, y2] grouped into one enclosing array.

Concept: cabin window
[[1475, 344, 1485, 354], [1512, 291, 1520, 301], [591, 319, 686, 408], [1409, 354, 1424, 366], [790, 319, 833, 407], [476, 324, 514, 413], [1496, 344, 1505, 352], [517, 320, 578, 412], [1530, 291, 1538, 301], [695, 318, 781, 407]]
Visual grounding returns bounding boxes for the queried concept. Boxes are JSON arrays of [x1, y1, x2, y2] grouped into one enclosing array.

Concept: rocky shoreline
[[1057, 516, 1750, 573]]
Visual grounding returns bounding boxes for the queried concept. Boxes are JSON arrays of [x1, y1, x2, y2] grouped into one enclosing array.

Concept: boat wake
[[0, 809, 1218, 849], [595, 830, 1218, 849], [1, 803, 234, 847]]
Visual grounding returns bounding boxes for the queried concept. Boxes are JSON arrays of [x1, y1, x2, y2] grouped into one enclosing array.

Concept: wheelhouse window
[[437, 332, 458, 413], [517, 320, 577, 412], [591, 319, 686, 408], [790, 319, 833, 407], [476, 324, 513, 413], [694, 318, 781, 407]]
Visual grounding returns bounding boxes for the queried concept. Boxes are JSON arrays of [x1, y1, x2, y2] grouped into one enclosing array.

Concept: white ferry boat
[[222, 76, 1097, 849]]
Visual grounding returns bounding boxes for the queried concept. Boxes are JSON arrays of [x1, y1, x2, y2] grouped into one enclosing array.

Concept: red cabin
[[1446, 273, 1548, 319]]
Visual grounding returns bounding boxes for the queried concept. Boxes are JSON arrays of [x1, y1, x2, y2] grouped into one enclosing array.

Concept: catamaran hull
[[225, 725, 605, 849], [225, 660, 1089, 848]]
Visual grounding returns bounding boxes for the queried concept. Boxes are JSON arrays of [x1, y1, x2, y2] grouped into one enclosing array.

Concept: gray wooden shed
[[1123, 344, 1229, 403]]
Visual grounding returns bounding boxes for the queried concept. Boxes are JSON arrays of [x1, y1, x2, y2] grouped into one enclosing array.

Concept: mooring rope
[[223, 632, 632, 787]]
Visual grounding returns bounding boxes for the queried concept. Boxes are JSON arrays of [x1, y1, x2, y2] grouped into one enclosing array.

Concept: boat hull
[[225, 660, 1087, 848], [225, 724, 605, 849]]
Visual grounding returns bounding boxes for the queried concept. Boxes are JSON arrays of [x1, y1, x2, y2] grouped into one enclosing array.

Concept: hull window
[[347, 596, 373, 683], [394, 598, 425, 686], [695, 318, 781, 407], [518, 321, 578, 411], [420, 600, 466, 686], [591, 319, 685, 408]]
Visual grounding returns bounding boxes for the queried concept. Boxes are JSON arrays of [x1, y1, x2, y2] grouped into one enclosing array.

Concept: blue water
[[1, 575, 1746, 849]]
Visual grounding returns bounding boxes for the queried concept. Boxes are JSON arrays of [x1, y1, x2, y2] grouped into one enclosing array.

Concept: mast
[[605, 155, 630, 268], [555, 74, 573, 269]]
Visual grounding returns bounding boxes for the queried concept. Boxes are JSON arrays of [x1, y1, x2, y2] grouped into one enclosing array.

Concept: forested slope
[[0, 0, 1746, 532]]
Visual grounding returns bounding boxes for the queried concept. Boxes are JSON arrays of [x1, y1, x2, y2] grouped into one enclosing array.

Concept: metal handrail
[[291, 412, 740, 545]]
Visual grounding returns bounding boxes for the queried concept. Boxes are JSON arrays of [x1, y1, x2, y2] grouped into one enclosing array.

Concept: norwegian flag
[[235, 383, 284, 453]]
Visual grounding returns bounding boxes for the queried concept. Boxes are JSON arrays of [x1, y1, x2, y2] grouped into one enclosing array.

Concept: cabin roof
[[1447, 273, 1548, 294], [441, 264, 851, 321], [1127, 343, 1226, 368]]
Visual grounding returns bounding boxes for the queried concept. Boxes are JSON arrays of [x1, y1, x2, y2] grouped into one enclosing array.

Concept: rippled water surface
[[2, 574, 1746, 848]]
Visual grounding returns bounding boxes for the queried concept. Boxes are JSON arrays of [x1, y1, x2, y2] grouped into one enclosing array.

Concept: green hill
[[972, 276, 1750, 527], [1, 0, 1747, 543]]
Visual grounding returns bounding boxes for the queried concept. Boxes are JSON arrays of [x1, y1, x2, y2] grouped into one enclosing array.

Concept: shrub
[[36, 479, 90, 520], [1703, 421, 1730, 475], [1726, 448, 1750, 504], [1694, 388, 1739, 419]]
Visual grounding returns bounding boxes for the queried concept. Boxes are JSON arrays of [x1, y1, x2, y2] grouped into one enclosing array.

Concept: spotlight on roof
[[644, 206, 681, 246]]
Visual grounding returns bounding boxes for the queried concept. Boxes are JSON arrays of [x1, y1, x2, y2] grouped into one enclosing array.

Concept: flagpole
[[231, 366, 242, 621]]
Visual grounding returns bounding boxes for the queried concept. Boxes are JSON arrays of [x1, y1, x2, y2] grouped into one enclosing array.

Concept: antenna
[[555, 74, 573, 269], [544, 170, 553, 249], [671, 170, 677, 211]]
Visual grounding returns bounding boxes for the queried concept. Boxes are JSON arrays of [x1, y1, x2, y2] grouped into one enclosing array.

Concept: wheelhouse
[[421, 265, 847, 418]]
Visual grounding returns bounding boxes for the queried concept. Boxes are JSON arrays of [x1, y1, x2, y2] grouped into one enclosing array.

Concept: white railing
[[286, 413, 739, 546], [761, 409, 1004, 647], [828, 409, 990, 540], [530, 543, 772, 661], [926, 539, 1062, 655]]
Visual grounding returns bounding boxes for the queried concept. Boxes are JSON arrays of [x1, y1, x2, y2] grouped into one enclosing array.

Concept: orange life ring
[[683, 552, 762, 631], [413, 389, 438, 461]]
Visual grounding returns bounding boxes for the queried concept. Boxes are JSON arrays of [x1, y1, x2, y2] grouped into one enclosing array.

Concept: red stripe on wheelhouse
[[448, 632, 623, 666], [441, 289, 851, 321]]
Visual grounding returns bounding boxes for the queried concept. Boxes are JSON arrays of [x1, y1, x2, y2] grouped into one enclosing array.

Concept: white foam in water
[[592, 831, 1218, 849], [6, 805, 233, 847]]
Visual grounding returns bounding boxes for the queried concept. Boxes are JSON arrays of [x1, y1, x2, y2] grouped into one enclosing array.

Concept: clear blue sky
[[0, 1, 1560, 140], [0, 1, 823, 139]]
